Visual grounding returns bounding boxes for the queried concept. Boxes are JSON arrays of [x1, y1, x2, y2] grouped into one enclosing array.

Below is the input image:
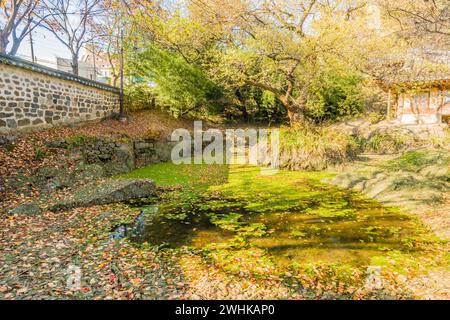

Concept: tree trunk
[[71, 54, 79, 76], [112, 74, 119, 87], [287, 106, 306, 125], [0, 33, 8, 54], [280, 96, 306, 125], [8, 38, 21, 56], [235, 89, 249, 122]]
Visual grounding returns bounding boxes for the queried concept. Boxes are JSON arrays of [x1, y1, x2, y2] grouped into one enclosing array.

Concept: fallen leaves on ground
[[0, 204, 186, 300]]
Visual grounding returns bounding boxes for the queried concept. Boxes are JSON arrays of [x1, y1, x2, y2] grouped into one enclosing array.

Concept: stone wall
[[0, 54, 120, 133], [79, 137, 177, 173], [46, 135, 177, 176], [4, 135, 177, 196]]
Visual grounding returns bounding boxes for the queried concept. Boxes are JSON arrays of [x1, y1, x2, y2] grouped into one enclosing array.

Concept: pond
[[121, 163, 426, 269]]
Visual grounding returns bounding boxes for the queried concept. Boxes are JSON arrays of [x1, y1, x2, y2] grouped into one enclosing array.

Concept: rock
[[0, 134, 18, 146], [83, 140, 135, 175], [44, 177, 65, 191], [330, 173, 356, 189], [153, 141, 175, 162], [330, 152, 449, 214], [34, 166, 69, 191], [34, 164, 107, 192], [365, 176, 398, 198], [45, 138, 69, 149], [50, 179, 156, 212], [112, 143, 135, 172], [98, 153, 112, 161], [353, 180, 367, 192], [9, 202, 42, 216], [72, 163, 104, 182], [36, 166, 60, 180], [135, 141, 153, 150], [419, 165, 449, 179]]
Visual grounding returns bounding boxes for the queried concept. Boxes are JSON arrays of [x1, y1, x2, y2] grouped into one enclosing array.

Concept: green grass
[[119, 162, 229, 188], [383, 150, 450, 173]]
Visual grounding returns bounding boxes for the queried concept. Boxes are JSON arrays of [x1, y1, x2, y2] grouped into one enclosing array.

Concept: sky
[[0, 17, 72, 64], [17, 28, 75, 64], [5, 6, 89, 67]]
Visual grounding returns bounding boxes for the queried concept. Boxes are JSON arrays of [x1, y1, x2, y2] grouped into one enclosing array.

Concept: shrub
[[224, 87, 288, 124], [424, 127, 450, 149], [128, 45, 225, 118], [65, 135, 90, 147], [33, 147, 48, 160], [352, 124, 450, 155], [305, 72, 365, 124], [125, 83, 155, 112], [366, 112, 385, 124], [279, 126, 359, 171], [361, 130, 416, 154]]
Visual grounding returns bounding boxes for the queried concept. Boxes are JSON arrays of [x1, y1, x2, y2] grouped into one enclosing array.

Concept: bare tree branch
[[38, 0, 103, 75], [0, 0, 43, 55]]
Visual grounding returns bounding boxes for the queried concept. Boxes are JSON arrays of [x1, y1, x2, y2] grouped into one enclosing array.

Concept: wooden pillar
[[387, 88, 392, 120], [438, 83, 444, 124]]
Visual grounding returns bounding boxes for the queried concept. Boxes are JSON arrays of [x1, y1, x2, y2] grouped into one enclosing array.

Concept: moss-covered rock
[[9, 202, 42, 216], [330, 151, 450, 211], [50, 179, 156, 212]]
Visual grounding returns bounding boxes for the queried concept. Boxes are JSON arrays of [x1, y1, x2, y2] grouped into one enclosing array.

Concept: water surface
[[127, 165, 422, 268]]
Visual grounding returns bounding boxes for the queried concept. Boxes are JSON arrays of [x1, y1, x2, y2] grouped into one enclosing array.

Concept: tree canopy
[[115, 0, 449, 124]]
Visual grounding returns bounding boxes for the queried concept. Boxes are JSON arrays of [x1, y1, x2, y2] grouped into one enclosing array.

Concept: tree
[[91, 0, 135, 86], [126, 0, 418, 124], [0, 0, 44, 55], [371, 1, 450, 85], [89, 11, 120, 85], [99, 24, 121, 86], [130, 45, 224, 118], [39, 0, 102, 75], [187, 0, 393, 123], [382, 0, 449, 42]]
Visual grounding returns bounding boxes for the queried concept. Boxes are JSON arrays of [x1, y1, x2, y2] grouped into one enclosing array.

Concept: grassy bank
[[277, 124, 449, 171], [278, 126, 359, 170]]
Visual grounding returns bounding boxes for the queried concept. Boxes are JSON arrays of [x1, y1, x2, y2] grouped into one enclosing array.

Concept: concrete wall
[[0, 54, 119, 134]]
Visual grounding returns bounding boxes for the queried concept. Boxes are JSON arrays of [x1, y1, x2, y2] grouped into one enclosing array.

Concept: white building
[[56, 57, 97, 81]]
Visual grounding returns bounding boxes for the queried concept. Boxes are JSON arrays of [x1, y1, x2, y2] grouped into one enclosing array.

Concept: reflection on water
[[130, 178, 419, 267]]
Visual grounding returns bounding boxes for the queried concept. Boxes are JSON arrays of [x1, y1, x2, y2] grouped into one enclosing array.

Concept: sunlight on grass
[[119, 162, 229, 189], [383, 150, 450, 173]]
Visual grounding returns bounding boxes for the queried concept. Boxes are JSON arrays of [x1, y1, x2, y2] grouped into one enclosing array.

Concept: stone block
[[0, 113, 14, 120], [6, 119, 16, 128]]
